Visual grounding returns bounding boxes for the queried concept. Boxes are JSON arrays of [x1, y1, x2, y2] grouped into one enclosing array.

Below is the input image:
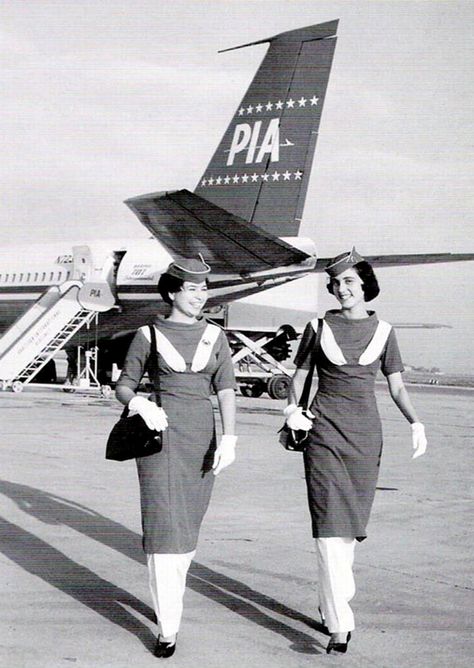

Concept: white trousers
[[147, 550, 196, 637], [315, 537, 356, 634]]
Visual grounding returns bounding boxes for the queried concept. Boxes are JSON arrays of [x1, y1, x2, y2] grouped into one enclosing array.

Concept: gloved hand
[[411, 422, 427, 459], [213, 435, 237, 476], [284, 404, 313, 432], [128, 396, 168, 432]]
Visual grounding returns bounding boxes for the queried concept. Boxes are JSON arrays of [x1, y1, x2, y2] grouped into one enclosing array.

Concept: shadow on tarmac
[[0, 480, 325, 655]]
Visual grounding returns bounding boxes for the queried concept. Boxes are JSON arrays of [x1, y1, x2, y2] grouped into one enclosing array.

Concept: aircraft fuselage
[[0, 236, 316, 345]]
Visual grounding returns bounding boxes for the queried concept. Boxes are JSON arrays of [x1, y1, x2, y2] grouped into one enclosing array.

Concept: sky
[[1, 0, 473, 372]]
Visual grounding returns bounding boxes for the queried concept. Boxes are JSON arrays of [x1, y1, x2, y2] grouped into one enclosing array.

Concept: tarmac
[[0, 384, 473, 668]]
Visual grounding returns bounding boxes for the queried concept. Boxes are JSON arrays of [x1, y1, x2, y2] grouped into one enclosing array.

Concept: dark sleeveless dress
[[294, 310, 404, 541], [117, 317, 236, 554]]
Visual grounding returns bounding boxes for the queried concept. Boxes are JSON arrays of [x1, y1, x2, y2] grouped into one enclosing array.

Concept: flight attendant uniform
[[117, 316, 236, 636], [294, 310, 404, 633]]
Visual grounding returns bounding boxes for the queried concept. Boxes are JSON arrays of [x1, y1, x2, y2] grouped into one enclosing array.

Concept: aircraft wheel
[[267, 374, 291, 400], [101, 384, 112, 399], [11, 381, 24, 393]]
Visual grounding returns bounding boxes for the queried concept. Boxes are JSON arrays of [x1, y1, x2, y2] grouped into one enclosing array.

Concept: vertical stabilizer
[[194, 21, 338, 236]]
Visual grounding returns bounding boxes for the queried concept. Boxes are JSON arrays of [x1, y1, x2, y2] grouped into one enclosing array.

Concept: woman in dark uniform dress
[[285, 248, 427, 654], [115, 257, 237, 659]]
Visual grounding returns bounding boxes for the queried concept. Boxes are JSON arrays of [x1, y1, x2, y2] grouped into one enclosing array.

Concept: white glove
[[284, 404, 313, 432], [128, 396, 168, 432], [411, 422, 427, 459], [213, 435, 237, 476]]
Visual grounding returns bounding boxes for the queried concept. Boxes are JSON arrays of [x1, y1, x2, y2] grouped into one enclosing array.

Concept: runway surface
[[0, 385, 473, 667]]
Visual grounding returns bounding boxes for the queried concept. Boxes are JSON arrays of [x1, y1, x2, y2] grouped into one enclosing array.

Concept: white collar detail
[[320, 320, 347, 366], [358, 320, 392, 365], [191, 324, 221, 371], [141, 323, 220, 372], [319, 319, 392, 366]]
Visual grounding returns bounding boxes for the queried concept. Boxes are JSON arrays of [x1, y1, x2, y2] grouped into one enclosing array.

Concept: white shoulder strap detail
[[140, 326, 186, 372], [358, 320, 392, 365], [320, 320, 347, 366], [310, 318, 319, 334], [191, 324, 221, 372]]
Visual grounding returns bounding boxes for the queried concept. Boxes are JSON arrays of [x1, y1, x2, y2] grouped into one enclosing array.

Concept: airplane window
[[66, 270, 71, 279], [5, 274, 9, 282], [50, 272, 54, 281], [27, 273, 31, 282], [57, 271, 62, 281], [34, 272, 38, 282], [20, 273, 24, 282], [42, 272, 46, 282], [12, 274, 16, 282]]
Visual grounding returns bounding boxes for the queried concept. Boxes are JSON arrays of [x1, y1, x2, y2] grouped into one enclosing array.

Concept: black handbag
[[279, 423, 311, 452], [106, 325, 163, 461], [279, 324, 319, 452]]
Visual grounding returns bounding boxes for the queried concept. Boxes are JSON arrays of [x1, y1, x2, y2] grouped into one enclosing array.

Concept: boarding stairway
[[0, 276, 115, 392]]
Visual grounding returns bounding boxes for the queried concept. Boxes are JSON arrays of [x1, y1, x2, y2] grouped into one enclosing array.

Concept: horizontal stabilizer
[[314, 252, 474, 271], [125, 189, 310, 274]]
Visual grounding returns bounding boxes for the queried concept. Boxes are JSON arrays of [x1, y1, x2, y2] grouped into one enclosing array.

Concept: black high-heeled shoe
[[154, 635, 177, 659], [326, 631, 351, 654]]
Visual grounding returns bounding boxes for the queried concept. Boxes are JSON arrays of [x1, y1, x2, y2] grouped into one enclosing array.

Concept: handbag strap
[[148, 325, 162, 407], [299, 320, 320, 411]]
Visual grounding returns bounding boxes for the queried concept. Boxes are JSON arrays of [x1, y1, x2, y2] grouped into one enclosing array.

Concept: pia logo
[[226, 119, 293, 166]]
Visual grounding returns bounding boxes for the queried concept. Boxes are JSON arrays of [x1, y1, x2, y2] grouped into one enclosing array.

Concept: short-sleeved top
[[295, 310, 404, 377], [117, 316, 237, 398]]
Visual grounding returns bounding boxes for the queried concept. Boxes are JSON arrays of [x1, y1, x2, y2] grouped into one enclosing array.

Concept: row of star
[[237, 96, 319, 116], [200, 170, 304, 186]]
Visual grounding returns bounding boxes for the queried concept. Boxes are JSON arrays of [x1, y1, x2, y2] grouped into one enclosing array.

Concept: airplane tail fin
[[194, 21, 338, 237]]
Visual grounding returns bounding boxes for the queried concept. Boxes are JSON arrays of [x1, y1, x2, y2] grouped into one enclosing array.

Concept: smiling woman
[[114, 256, 237, 659], [285, 247, 427, 654]]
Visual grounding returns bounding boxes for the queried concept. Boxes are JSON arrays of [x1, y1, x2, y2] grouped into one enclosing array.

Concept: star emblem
[[241, 174, 249, 183], [232, 174, 240, 184], [251, 173, 259, 182], [215, 176, 222, 185], [310, 96, 319, 106], [201, 178, 207, 187], [261, 173, 269, 182], [286, 98, 295, 108], [265, 101, 273, 111], [294, 170, 303, 180], [238, 107, 245, 116], [255, 103, 263, 113], [246, 104, 254, 114], [224, 175, 231, 185], [283, 171, 291, 180], [298, 97, 307, 107], [275, 100, 284, 110], [208, 176, 214, 185], [271, 171, 280, 181]]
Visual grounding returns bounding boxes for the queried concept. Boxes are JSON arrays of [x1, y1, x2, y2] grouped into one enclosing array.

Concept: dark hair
[[158, 273, 185, 305], [326, 261, 380, 302]]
